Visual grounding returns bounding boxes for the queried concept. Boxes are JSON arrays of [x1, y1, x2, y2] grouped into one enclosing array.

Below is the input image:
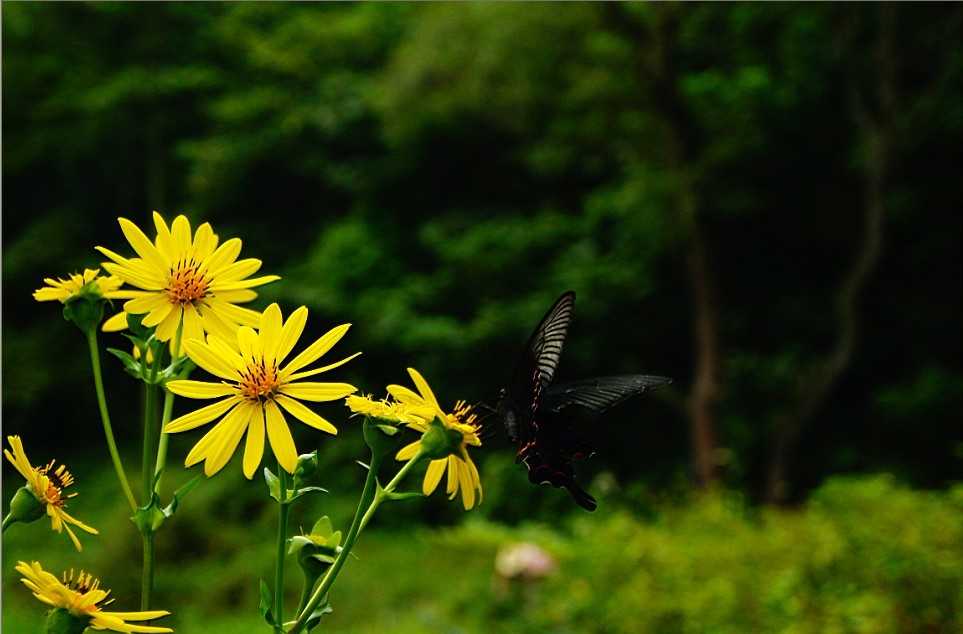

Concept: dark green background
[[2, 3, 961, 631]]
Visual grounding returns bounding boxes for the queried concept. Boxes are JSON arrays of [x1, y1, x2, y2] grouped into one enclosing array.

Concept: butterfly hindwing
[[542, 375, 673, 414], [522, 412, 599, 511]]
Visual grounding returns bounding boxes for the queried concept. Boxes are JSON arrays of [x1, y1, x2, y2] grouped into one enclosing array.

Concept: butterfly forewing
[[499, 291, 576, 445], [542, 375, 673, 414]]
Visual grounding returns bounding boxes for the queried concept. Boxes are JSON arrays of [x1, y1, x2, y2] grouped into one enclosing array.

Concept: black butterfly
[[496, 291, 671, 511]]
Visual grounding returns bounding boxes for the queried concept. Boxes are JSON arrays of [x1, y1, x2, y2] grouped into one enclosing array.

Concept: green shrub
[[434, 475, 963, 633]]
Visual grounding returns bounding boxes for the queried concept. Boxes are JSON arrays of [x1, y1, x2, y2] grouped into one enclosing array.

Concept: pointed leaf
[[264, 467, 282, 503], [287, 486, 328, 505], [311, 516, 334, 537], [303, 601, 333, 631], [384, 490, 426, 502], [259, 579, 276, 626], [106, 348, 144, 379], [162, 474, 202, 519]]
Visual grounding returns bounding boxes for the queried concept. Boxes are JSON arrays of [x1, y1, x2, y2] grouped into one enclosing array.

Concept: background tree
[[3, 3, 960, 513]]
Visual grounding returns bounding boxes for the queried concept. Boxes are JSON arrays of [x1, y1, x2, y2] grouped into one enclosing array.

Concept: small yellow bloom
[[16, 561, 172, 633], [388, 369, 483, 510], [4, 436, 98, 551], [345, 394, 436, 426], [97, 211, 280, 347], [33, 268, 130, 303], [165, 303, 359, 478]]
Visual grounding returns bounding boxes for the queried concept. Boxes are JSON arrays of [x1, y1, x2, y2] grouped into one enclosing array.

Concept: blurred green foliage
[[4, 471, 959, 632]]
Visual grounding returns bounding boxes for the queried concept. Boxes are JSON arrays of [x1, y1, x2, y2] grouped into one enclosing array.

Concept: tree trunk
[[602, 4, 726, 488], [763, 5, 893, 503]]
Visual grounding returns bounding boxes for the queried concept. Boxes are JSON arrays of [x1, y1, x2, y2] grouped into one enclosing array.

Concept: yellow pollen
[[38, 462, 77, 507], [239, 361, 281, 403], [452, 400, 479, 427], [63, 569, 99, 594], [164, 257, 210, 306]]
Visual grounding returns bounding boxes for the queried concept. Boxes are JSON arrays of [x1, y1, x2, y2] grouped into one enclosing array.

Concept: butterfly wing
[[541, 375, 673, 414], [527, 375, 672, 511], [498, 291, 576, 446], [522, 411, 599, 511]]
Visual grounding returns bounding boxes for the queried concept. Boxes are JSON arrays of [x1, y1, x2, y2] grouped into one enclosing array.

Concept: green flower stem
[[141, 532, 155, 612], [139, 329, 167, 616], [85, 329, 137, 512], [142, 381, 158, 505], [274, 465, 290, 632], [288, 450, 426, 634], [359, 451, 425, 533], [154, 319, 184, 491], [2, 514, 14, 532], [154, 323, 184, 491], [140, 340, 164, 506], [152, 388, 175, 488]]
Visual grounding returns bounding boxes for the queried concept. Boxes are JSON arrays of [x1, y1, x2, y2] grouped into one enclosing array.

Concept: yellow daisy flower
[[388, 368, 483, 510], [4, 436, 98, 552], [33, 268, 131, 303], [16, 561, 172, 633], [96, 211, 280, 346], [345, 394, 436, 426], [164, 303, 359, 478]]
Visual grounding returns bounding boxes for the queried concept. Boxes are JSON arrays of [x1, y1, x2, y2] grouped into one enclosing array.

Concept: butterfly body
[[495, 292, 670, 511]]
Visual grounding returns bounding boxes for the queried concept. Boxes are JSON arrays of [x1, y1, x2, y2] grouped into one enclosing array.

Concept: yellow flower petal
[[280, 382, 356, 402], [423, 459, 446, 496], [213, 258, 264, 284], [118, 217, 169, 274], [124, 293, 171, 316], [152, 211, 174, 259], [165, 397, 238, 433], [274, 305, 308, 366], [276, 394, 338, 434], [282, 324, 351, 377], [203, 405, 250, 476], [285, 352, 362, 381], [199, 237, 242, 275], [265, 400, 298, 473], [243, 407, 266, 479], [155, 307, 183, 341], [183, 338, 240, 382], [396, 441, 422, 461], [166, 380, 236, 399], [170, 214, 192, 251], [102, 311, 129, 332], [258, 303, 285, 363]]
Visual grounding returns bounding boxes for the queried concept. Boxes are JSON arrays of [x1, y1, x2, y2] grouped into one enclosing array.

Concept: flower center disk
[[239, 363, 281, 403], [165, 259, 210, 306]]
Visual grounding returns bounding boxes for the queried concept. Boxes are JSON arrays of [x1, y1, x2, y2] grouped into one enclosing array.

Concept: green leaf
[[266, 467, 326, 505], [126, 312, 154, 340], [264, 467, 282, 502], [302, 601, 333, 631], [309, 553, 336, 565], [376, 480, 424, 502], [286, 485, 328, 505], [130, 492, 165, 535], [310, 516, 334, 537], [384, 490, 425, 501], [162, 474, 202, 519], [106, 348, 144, 380], [258, 579, 276, 626]]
